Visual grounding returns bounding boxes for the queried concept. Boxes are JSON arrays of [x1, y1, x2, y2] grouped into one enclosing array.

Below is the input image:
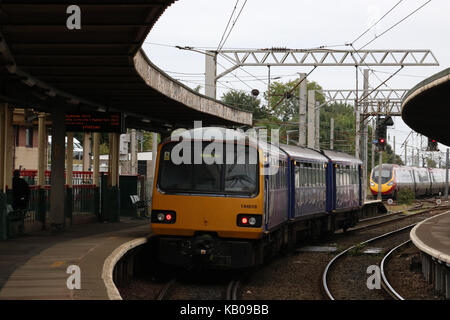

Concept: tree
[[426, 157, 436, 168], [265, 79, 325, 122], [221, 89, 269, 119]]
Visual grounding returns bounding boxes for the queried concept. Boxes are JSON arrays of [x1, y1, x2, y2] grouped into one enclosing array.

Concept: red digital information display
[[65, 112, 124, 132]]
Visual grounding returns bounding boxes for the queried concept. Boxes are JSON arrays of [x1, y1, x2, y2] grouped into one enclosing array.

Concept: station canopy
[[0, 1, 252, 134], [402, 68, 450, 146]]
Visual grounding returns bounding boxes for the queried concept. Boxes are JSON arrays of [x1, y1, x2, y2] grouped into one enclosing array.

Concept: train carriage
[[279, 144, 328, 219], [370, 164, 448, 199], [321, 150, 363, 212], [151, 127, 363, 269]]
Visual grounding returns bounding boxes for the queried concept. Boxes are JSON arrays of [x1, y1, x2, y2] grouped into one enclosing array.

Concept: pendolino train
[[151, 127, 362, 269], [370, 164, 449, 199]]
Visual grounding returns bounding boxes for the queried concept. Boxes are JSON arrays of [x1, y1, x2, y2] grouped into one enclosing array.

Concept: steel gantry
[[205, 48, 439, 201], [205, 48, 439, 98], [319, 89, 408, 116]]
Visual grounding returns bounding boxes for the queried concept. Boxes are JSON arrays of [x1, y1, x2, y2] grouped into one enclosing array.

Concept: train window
[[304, 165, 308, 187], [322, 165, 326, 186], [158, 142, 258, 196]]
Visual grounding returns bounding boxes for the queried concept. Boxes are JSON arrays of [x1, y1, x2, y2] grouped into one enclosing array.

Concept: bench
[[129, 195, 150, 219]]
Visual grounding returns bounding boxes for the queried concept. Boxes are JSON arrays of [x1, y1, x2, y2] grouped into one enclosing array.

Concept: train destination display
[[65, 112, 124, 132]]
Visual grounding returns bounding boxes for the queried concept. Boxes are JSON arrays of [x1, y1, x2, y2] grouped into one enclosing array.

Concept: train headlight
[[237, 214, 262, 228], [387, 181, 394, 186], [370, 182, 375, 186], [151, 210, 176, 224]]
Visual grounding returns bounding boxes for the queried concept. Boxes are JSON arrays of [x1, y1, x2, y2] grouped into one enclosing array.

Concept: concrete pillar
[[49, 108, 66, 232], [93, 133, 100, 186], [152, 132, 158, 179], [83, 132, 91, 171], [315, 101, 320, 150], [372, 119, 376, 171], [330, 118, 334, 150], [108, 133, 120, 187], [37, 114, 47, 186], [0, 104, 5, 192], [66, 133, 73, 187], [37, 113, 47, 228], [298, 73, 307, 147], [2, 105, 13, 192], [130, 129, 137, 175], [362, 69, 369, 200], [445, 148, 449, 200], [307, 90, 315, 149], [205, 51, 217, 99]]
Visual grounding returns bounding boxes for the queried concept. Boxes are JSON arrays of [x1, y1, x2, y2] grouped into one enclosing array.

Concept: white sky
[[142, 0, 450, 163]]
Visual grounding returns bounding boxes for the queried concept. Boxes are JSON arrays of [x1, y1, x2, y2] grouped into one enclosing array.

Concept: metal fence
[[19, 170, 96, 224], [19, 170, 93, 186]]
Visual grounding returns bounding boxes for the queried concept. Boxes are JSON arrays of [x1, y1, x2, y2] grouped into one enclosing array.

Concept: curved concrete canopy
[[402, 68, 450, 146], [0, 1, 252, 134]]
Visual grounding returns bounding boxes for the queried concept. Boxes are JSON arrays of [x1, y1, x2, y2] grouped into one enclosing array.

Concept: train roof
[[167, 127, 288, 158], [279, 144, 328, 162], [372, 164, 447, 172], [321, 150, 362, 165]]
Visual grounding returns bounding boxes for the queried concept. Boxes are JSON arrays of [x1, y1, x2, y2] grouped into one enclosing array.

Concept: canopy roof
[[0, 1, 252, 135], [402, 68, 450, 146]]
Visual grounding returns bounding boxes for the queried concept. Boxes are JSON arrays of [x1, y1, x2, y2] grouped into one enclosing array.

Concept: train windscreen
[[157, 142, 258, 196], [371, 167, 392, 184]]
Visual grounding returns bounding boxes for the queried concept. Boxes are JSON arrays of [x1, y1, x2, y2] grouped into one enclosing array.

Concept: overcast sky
[[143, 0, 449, 163]]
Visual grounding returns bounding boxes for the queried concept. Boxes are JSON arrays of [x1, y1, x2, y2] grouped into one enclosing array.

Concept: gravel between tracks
[[385, 244, 446, 300]]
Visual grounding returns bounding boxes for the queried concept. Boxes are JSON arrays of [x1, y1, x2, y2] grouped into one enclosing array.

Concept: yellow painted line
[[51, 261, 65, 268]]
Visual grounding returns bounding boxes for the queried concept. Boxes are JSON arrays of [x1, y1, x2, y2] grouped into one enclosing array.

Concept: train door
[[264, 175, 269, 231]]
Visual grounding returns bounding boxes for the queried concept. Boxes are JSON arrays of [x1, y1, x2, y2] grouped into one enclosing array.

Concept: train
[[151, 127, 363, 269], [369, 164, 449, 199]]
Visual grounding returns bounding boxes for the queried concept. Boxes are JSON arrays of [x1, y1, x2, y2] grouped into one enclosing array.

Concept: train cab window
[[158, 142, 258, 196], [372, 167, 392, 184]]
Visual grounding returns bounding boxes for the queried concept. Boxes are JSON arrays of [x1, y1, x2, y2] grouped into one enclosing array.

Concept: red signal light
[[165, 214, 172, 221], [241, 217, 248, 224], [380, 138, 385, 143], [432, 139, 436, 143]]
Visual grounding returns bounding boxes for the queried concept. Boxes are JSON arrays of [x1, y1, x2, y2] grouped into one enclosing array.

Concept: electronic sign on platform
[[65, 112, 125, 132]]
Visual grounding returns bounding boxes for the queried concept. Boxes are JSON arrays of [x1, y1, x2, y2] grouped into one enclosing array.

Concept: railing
[[19, 169, 96, 224], [72, 184, 96, 215], [19, 170, 93, 186]]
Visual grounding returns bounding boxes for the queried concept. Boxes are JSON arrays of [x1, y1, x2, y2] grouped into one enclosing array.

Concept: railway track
[[322, 204, 450, 300], [322, 223, 416, 300], [155, 277, 242, 300], [349, 203, 450, 232], [380, 240, 411, 300]]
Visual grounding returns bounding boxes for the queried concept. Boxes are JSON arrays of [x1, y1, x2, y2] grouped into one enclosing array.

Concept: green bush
[[397, 188, 415, 204]]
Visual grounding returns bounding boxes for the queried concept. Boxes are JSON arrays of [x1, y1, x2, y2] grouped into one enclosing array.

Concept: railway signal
[[427, 138, 439, 151], [375, 116, 393, 151]]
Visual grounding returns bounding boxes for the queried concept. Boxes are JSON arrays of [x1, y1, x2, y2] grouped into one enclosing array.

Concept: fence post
[[38, 188, 47, 230], [94, 186, 100, 221]]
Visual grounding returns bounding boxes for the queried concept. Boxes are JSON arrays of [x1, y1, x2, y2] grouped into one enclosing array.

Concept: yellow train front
[[151, 129, 265, 269]]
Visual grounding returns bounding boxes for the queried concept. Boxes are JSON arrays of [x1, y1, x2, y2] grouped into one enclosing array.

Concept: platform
[[410, 210, 450, 298], [0, 218, 151, 300]]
